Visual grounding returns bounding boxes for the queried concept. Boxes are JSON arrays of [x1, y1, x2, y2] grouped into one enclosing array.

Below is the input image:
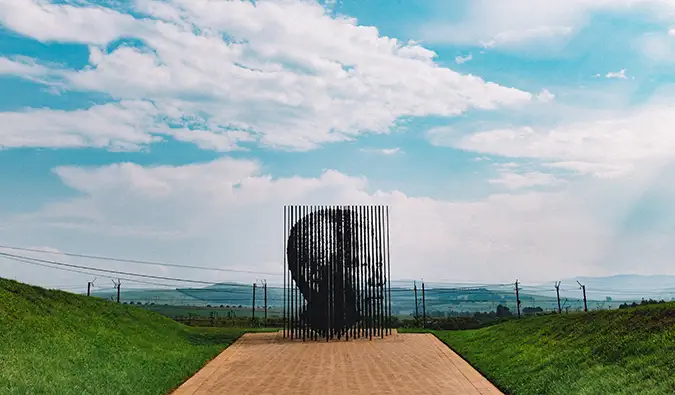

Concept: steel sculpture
[[283, 205, 392, 341]]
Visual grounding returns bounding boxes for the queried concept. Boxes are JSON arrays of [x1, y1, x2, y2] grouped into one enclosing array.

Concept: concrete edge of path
[[425, 333, 503, 395], [172, 333, 258, 395]]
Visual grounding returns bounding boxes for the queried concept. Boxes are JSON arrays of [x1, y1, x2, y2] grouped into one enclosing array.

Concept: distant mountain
[[554, 274, 675, 301], [89, 274, 675, 316]]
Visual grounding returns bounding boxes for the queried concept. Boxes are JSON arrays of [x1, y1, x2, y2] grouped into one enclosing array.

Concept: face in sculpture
[[286, 207, 384, 336]]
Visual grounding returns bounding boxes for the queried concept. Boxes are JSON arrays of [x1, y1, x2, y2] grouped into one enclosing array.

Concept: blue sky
[[2, 0, 675, 290]]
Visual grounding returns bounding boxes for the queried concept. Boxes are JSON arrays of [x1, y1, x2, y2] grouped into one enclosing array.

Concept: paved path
[[173, 331, 503, 395]]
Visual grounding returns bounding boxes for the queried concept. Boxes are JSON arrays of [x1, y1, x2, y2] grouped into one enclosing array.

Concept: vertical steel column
[[302, 205, 307, 339], [327, 205, 333, 341], [364, 205, 370, 339], [367, 205, 374, 340], [377, 206, 385, 338], [295, 205, 300, 340], [283, 206, 287, 338], [353, 206, 359, 339], [386, 205, 392, 335], [358, 205, 365, 339], [309, 205, 314, 341], [330, 205, 336, 340], [322, 205, 327, 340], [380, 205, 386, 337], [337, 207, 344, 340], [289, 205, 294, 340]]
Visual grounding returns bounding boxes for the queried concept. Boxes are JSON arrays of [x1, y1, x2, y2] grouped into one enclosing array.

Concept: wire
[[1, 254, 191, 288], [5, 249, 665, 305], [0, 244, 282, 277], [0, 251, 249, 286]]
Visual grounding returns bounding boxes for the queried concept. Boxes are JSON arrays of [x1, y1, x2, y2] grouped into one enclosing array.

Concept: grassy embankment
[[428, 304, 675, 394], [0, 278, 265, 395]]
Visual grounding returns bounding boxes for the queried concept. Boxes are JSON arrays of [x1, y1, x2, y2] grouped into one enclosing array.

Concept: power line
[[1, 254, 186, 288], [0, 244, 282, 277], [0, 245, 520, 288], [0, 254, 250, 291], [0, 251, 240, 286]]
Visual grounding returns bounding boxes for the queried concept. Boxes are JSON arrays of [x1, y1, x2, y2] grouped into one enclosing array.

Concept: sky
[[2, 0, 675, 291]]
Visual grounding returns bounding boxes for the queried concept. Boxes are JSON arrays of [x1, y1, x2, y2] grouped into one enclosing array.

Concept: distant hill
[[88, 274, 675, 317], [90, 283, 629, 316], [556, 274, 675, 300]]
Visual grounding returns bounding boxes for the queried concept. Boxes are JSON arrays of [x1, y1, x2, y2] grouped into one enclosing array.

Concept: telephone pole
[[515, 280, 521, 319], [252, 282, 257, 323], [421, 281, 426, 328], [413, 281, 419, 325], [263, 279, 268, 328], [555, 281, 561, 314], [113, 279, 121, 303], [577, 281, 588, 312], [87, 278, 96, 297]]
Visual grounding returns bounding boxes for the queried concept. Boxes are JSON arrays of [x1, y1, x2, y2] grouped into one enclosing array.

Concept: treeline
[[618, 298, 667, 309], [172, 304, 531, 331]]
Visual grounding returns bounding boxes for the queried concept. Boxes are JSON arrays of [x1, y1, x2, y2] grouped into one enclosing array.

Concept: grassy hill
[[0, 278, 251, 395], [432, 302, 675, 394]]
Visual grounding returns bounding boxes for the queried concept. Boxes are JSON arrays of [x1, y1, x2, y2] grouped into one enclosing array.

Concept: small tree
[[496, 304, 512, 317]]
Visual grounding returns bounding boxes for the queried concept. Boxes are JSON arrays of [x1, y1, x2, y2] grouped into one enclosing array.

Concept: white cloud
[[429, 103, 675, 178], [537, 89, 556, 102], [640, 31, 675, 63], [425, 126, 458, 147], [0, 0, 142, 44], [0, 0, 532, 151], [416, 0, 675, 49], [0, 101, 162, 150], [6, 156, 675, 287], [489, 163, 560, 190], [489, 171, 560, 190], [669, 28, 675, 36], [606, 68, 628, 79], [0, 56, 50, 76], [455, 53, 473, 64], [2, 157, 630, 285], [166, 129, 254, 152], [360, 147, 401, 155], [483, 26, 574, 48], [545, 161, 635, 179]]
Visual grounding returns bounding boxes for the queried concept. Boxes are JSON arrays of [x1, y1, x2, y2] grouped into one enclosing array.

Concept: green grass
[[425, 304, 675, 394], [0, 278, 271, 395]]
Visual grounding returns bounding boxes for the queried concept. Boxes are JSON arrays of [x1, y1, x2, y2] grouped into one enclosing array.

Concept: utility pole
[[252, 282, 257, 323], [87, 278, 96, 297], [577, 281, 588, 312], [555, 281, 561, 314], [263, 279, 268, 328], [413, 281, 419, 325], [515, 280, 521, 319], [112, 279, 121, 303], [421, 281, 426, 328]]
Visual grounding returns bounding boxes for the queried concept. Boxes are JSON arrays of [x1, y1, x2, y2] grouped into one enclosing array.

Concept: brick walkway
[[173, 331, 503, 395]]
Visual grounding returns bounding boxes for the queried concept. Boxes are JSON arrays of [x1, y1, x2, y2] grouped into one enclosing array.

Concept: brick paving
[[172, 330, 503, 395]]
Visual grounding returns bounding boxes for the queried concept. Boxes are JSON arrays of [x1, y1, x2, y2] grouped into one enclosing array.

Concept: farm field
[[430, 302, 675, 395], [142, 304, 283, 319], [0, 278, 265, 395], [93, 283, 638, 319]]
